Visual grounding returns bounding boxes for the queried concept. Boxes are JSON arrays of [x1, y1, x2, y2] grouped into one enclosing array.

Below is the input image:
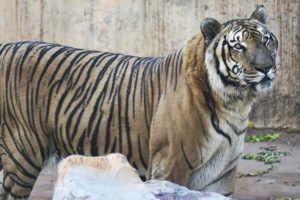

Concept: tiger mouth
[[259, 76, 272, 86], [250, 76, 273, 90]]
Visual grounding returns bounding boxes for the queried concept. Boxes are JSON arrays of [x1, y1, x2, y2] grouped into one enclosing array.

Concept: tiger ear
[[200, 18, 221, 46], [250, 5, 267, 24]]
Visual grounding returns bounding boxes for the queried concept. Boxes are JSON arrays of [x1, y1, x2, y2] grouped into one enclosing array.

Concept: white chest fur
[[187, 112, 247, 191]]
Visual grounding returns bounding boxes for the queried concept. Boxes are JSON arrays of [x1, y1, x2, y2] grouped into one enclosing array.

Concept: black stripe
[[131, 58, 144, 118], [35, 46, 70, 104], [89, 70, 113, 155], [86, 57, 117, 138], [46, 81, 61, 122], [60, 57, 95, 116], [18, 42, 37, 83], [148, 59, 155, 118], [179, 53, 183, 75], [163, 54, 172, 96], [90, 113, 103, 156], [47, 48, 82, 86], [115, 60, 130, 154], [0, 143, 37, 180], [14, 88, 36, 155], [1, 182, 30, 199], [156, 59, 162, 102], [55, 51, 95, 91], [13, 47, 23, 102], [3, 173, 33, 189], [4, 100, 26, 151], [110, 137, 117, 153], [180, 141, 193, 170], [77, 129, 87, 155], [138, 136, 147, 170], [169, 53, 176, 85], [67, 55, 97, 92], [104, 88, 117, 153], [55, 74, 88, 152], [30, 86, 46, 161], [221, 39, 239, 84], [38, 101, 49, 136], [221, 39, 231, 72], [1, 45, 14, 64], [59, 125, 72, 155], [0, 43, 13, 57], [213, 42, 237, 87], [30, 44, 59, 82], [141, 60, 151, 136], [6, 62, 29, 153], [203, 88, 232, 146], [140, 59, 149, 103], [226, 119, 246, 136], [87, 54, 119, 105], [4, 171, 33, 185], [6, 43, 23, 96], [25, 83, 38, 139], [55, 56, 98, 149], [69, 84, 93, 141], [115, 63, 127, 153], [211, 115, 232, 146], [122, 60, 136, 161], [173, 49, 183, 91], [108, 55, 132, 102]]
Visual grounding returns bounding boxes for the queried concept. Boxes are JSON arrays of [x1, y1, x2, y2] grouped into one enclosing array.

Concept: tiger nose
[[255, 65, 272, 74]]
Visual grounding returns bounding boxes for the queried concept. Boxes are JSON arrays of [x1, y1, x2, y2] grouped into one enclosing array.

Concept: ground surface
[[233, 130, 300, 200], [0, 130, 299, 199]]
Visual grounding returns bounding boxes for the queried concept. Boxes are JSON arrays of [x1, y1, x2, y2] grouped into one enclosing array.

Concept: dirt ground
[[0, 130, 299, 199]]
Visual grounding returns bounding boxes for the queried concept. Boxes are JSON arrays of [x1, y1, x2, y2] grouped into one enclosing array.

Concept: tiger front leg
[[199, 166, 237, 197], [147, 144, 193, 187]]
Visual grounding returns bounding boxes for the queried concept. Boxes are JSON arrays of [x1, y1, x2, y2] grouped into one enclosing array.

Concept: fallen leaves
[[242, 150, 290, 164], [238, 146, 291, 178], [269, 198, 300, 200], [237, 165, 275, 178], [245, 133, 281, 142]]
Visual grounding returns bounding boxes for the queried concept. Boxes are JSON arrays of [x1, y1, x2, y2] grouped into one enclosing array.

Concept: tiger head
[[201, 5, 278, 96]]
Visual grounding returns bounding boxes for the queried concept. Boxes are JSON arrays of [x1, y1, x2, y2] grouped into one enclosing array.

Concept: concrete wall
[[0, 0, 299, 131]]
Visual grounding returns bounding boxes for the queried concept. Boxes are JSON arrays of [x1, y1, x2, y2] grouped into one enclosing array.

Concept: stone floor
[[1, 130, 300, 199], [233, 130, 300, 200]]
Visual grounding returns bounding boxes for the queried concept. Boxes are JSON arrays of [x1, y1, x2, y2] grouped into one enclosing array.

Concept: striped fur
[[0, 42, 183, 198], [0, 5, 278, 199]]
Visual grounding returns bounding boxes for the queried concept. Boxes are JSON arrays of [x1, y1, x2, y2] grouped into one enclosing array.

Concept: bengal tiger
[[0, 5, 278, 199]]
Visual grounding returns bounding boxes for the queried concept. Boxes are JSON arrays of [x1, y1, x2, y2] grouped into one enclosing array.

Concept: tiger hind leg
[[0, 130, 46, 199], [0, 149, 44, 200]]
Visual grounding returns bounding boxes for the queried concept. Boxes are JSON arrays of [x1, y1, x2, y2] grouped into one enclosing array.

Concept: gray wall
[[0, 0, 299, 131]]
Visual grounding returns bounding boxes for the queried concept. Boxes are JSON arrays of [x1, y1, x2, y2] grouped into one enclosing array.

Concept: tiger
[[0, 5, 278, 199]]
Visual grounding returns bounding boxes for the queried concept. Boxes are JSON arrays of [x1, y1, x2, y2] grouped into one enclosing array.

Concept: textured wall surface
[[0, 0, 299, 131]]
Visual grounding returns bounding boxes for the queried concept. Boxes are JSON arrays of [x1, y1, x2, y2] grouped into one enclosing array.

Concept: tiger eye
[[234, 43, 243, 50]]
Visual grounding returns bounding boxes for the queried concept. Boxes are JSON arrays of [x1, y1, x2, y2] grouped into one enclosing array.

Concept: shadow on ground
[[0, 130, 299, 199]]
